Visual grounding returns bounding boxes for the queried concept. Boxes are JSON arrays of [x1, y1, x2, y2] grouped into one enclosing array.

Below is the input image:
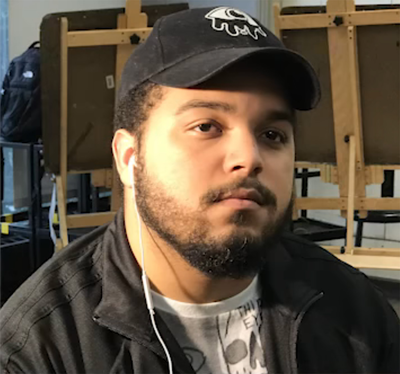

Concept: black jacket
[[1, 210, 399, 374]]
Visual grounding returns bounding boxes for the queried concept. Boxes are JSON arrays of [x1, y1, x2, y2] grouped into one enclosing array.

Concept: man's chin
[[214, 211, 280, 236], [180, 231, 274, 279], [213, 225, 264, 244]]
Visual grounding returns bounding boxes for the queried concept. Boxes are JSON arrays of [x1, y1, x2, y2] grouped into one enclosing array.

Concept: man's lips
[[216, 189, 264, 206]]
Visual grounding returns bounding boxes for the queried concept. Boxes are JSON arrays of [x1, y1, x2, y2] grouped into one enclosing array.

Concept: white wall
[[9, 0, 126, 60]]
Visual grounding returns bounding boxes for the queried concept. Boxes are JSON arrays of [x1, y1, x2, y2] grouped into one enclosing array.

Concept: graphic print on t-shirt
[[178, 298, 267, 374], [153, 276, 267, 374], [216, 298, 266, 374]]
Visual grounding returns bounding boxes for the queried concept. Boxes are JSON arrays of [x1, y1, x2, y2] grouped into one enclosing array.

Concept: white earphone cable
[[129, 157, 174, 374]]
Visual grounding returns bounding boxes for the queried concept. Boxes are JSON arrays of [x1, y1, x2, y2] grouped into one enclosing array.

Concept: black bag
[[0, 42, 42, 143]]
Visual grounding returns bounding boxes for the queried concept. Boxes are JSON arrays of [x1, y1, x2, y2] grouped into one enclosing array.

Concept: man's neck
[[124, 205, 253, 304]]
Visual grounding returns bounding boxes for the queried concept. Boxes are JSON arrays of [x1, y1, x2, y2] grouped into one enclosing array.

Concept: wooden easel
[[56, 0, 151, 249], [274, 0, 400, 269]]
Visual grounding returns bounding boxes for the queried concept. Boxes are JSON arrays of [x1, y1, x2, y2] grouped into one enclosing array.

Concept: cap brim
[[150, 47, 320, 111]]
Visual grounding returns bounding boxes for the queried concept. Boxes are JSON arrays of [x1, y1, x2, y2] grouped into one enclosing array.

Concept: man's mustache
[[201, 178, 277, 208]]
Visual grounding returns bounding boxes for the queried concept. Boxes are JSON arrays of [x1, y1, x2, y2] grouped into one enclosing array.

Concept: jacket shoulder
[[281, 231, 359, 272], [280, 231, 399, 319], [0, 224, 107, 368]]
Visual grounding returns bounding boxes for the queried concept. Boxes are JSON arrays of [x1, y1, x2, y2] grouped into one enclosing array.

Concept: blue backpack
[[0, 42, 42, 143]]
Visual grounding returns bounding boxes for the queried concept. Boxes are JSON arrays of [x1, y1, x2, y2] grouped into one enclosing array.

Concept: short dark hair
[[113, 81, 163, 145]]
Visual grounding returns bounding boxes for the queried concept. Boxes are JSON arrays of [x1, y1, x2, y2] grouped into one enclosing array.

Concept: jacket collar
[[94, 209, 321, 348], [260, 240, 321, 319], [94, 209, 155, 343]]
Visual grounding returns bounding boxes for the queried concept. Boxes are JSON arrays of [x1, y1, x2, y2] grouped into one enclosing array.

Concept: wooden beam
[[67, 28, 152, 47], [347, 25, 367, 218], [111, 6, 148, 212], [346, 9, 400, 27], [293, 164, 399, 185], [364, 166, 384, 185], [295, 197, 400, 210], [56, 176, 68, 248], [60, 18, 68, 200], [58, 18, 69, 249], [126, 0, 148, 28], [357, 198, 400, 211], [66, 212, 116, 229], [346, 135, 356, 253], [325, 247, 400, 270], [327, 0, 357, 218], [379, 165, 400, 170], [295, 162, 400, 171], [294, 162, 333, 169], [273, 3, 282, 39], [111, 14, 133, 212], [91, 169, 113, 188], [325, 246, 400, 257], [278, 9, 400, 30], [337, 255, 400, 270], [279, 13, 332, 30], [295, 198, 347, 210]]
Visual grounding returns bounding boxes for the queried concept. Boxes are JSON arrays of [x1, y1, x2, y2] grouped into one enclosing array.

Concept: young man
[[1, 7, 399, 374]]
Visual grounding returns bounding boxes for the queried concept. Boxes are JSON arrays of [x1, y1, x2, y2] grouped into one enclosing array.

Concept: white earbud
[[129, 155, 137, 168], [129, 155, 137, 190]]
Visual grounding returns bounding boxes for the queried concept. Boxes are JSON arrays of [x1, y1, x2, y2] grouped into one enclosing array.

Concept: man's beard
[[134, 155, 293, 279]]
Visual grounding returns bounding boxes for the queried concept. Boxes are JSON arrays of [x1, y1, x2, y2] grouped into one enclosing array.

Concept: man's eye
[[194, 123, 221, 133], [262, 130, 286, 144]]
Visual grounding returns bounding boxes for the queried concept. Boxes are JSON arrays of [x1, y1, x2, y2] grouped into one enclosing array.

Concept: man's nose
[[222, 130, 263, 178]]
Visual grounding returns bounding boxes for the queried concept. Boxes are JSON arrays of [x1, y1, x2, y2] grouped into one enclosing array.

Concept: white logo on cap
[[205, 7, 267, 40]]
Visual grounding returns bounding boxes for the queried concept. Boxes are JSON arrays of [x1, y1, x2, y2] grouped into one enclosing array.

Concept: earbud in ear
[[129, 155, 137, 168], [129, 155, 137, 190]]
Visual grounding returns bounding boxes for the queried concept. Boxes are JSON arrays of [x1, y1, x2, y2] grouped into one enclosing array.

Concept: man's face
[[133, 65, 295, 278]]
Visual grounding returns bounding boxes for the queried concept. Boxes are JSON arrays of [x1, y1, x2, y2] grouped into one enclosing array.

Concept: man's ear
[[112, 129, 137, 188]]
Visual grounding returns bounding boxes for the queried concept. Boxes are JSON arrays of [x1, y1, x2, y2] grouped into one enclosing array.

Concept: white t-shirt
[[152, 276, 267, 374]]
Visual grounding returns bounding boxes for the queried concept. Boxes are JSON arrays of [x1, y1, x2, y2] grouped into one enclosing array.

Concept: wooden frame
[[274, 0, 400, 269], [277, 9, 400, 30], [55, 0, 150, 249]]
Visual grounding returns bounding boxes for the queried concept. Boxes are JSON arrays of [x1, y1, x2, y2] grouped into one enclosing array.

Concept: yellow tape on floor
[[1, 223, 10, 235]]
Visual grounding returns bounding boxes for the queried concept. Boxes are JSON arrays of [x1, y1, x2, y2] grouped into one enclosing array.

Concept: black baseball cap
[[118, 7, 321, 111]]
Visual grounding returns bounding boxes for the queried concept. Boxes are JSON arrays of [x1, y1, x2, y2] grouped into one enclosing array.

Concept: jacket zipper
[[289, 291, 324, 374]]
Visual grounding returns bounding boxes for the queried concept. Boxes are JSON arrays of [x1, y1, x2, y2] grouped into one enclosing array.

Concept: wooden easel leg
[[111, 4, 148, 212], [346, 135, 356, 254], [57, 17, 69, 250], [273, 3, 281, 39], [111, 13, 130, 213], [292, 178, 299, 221], [56, 176, 69, 249]]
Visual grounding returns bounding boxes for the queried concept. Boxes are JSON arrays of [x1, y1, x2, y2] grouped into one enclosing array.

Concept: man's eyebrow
[[175, 100, 236, 116], [262, 109, 295, 126]]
